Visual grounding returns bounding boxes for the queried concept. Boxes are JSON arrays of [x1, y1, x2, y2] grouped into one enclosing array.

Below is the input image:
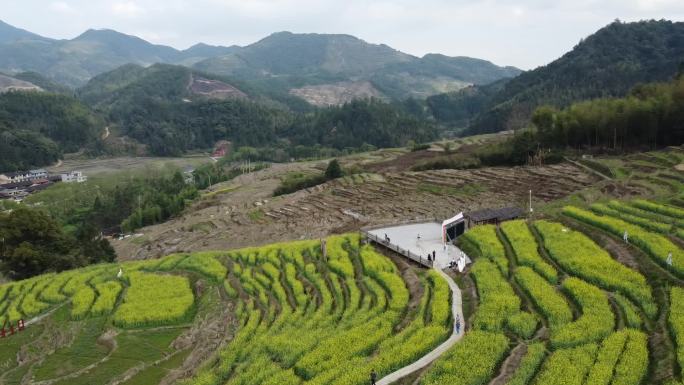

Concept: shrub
[[324, 159, 343, 179], [274, 172, 327, 196]]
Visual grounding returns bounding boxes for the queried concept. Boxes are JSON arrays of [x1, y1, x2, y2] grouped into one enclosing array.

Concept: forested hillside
[[77, 64, 437, 157], [0, 91, 103, 171], [428, 20, 684, 134], [531, 76, 684, 150], [468, 76, 684, 168], [194, 31, 520, 101]]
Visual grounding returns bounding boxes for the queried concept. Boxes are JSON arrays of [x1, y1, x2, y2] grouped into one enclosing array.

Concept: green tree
[[0, 208, 74, 279], [325, 159, 343, 180]]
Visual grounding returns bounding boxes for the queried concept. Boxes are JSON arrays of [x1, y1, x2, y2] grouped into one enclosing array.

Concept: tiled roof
[[466, 206, 525, 222]]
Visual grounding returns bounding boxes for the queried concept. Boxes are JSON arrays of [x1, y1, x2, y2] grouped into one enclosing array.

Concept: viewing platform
[[362, 221, 470, 269]]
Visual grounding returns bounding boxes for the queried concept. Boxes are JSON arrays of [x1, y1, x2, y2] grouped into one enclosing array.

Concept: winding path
[[22, 268, 465, 385], [26, 303, 65, 326], [377, 268, 464, 385]]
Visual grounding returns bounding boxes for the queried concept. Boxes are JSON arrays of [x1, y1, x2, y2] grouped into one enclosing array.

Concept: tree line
[[530, 76, 684, 150]]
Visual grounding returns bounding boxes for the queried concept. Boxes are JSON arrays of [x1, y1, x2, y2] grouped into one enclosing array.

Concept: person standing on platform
[[370, 369, 377, 385]]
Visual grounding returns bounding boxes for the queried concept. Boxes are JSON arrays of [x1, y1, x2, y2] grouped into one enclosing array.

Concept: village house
[[28, 169, 48, 180], [0, 171, 31, 184], [0, 169, 48, 184], [61, 171, 87, 183], [0, 188, 29, 201]]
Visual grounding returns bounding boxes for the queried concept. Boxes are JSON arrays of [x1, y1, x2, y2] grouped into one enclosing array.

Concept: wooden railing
[[361, 229, 434, 268]]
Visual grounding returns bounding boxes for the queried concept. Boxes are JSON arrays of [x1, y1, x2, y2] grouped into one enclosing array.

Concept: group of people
[[426, 250, 436, 263]]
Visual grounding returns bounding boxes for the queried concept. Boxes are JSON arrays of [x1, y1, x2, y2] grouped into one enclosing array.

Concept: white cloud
[[111, 1, 145, 18], [50, 1, 75, 13]]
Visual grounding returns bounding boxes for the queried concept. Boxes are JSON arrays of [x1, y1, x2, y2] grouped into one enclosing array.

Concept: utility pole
[[529, 190, 534, 213]]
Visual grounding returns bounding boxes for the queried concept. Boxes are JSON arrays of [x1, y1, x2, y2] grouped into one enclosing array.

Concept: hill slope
[[0, 73, 42, 93], [0, 91, 103, 171], [0, 19, 51, 44], [0, 22, 235, 87], [0, 21, 520, 96], [195, 31, 521, 102], [76, 63, 436, 157], [458, 20, 684, 134]]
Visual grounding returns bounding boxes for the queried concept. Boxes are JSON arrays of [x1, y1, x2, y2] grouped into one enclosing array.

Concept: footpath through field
[[377, 268, 464, 385]]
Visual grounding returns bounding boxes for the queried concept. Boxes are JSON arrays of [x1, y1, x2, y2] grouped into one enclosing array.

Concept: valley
[[0, 10, 684, 385]]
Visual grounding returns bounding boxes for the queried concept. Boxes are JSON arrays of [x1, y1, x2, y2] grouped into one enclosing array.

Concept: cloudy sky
[[3, 0, 684, 69]]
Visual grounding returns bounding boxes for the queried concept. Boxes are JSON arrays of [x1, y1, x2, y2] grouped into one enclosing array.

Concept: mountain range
[[0, 20, 521, 102], [2, 18, 684, 172]]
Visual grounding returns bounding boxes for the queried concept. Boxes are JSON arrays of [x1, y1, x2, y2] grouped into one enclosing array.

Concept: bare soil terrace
[[112, 158, 599, 260]]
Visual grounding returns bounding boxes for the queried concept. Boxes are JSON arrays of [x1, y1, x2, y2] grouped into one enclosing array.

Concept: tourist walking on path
[[455, 314, 461, 334], [667, 251, 673, 266], [370, 369, 377, 385], [623, 230, 629, 243]]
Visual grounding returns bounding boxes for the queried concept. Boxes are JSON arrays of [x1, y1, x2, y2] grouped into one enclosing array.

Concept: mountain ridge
[[460, 19, 684, 134], [0, 20, 521, 99]]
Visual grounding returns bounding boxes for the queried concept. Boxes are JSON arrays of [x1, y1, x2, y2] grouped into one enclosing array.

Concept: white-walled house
[[29, 169, 48, 180], [61, 171, 88, 183], [0, 171, 31, 184]]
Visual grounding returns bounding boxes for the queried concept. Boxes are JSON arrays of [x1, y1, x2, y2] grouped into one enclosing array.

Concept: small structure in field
[[465, 206, 524, 227], [212, 141, 232, 159], [363, 217, 470, 270]]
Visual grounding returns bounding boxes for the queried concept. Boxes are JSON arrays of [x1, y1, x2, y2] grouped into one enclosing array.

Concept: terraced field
[[114, 161, 597, 260], [412, 150, 684, 384], [7, 146, 684, 385], [5, 193, 684, 384], [0, 235, 455, 385]]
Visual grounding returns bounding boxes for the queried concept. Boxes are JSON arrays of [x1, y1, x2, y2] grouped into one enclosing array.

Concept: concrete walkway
[[377, 268, 464, 385], [25, 303, 64, 327]]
